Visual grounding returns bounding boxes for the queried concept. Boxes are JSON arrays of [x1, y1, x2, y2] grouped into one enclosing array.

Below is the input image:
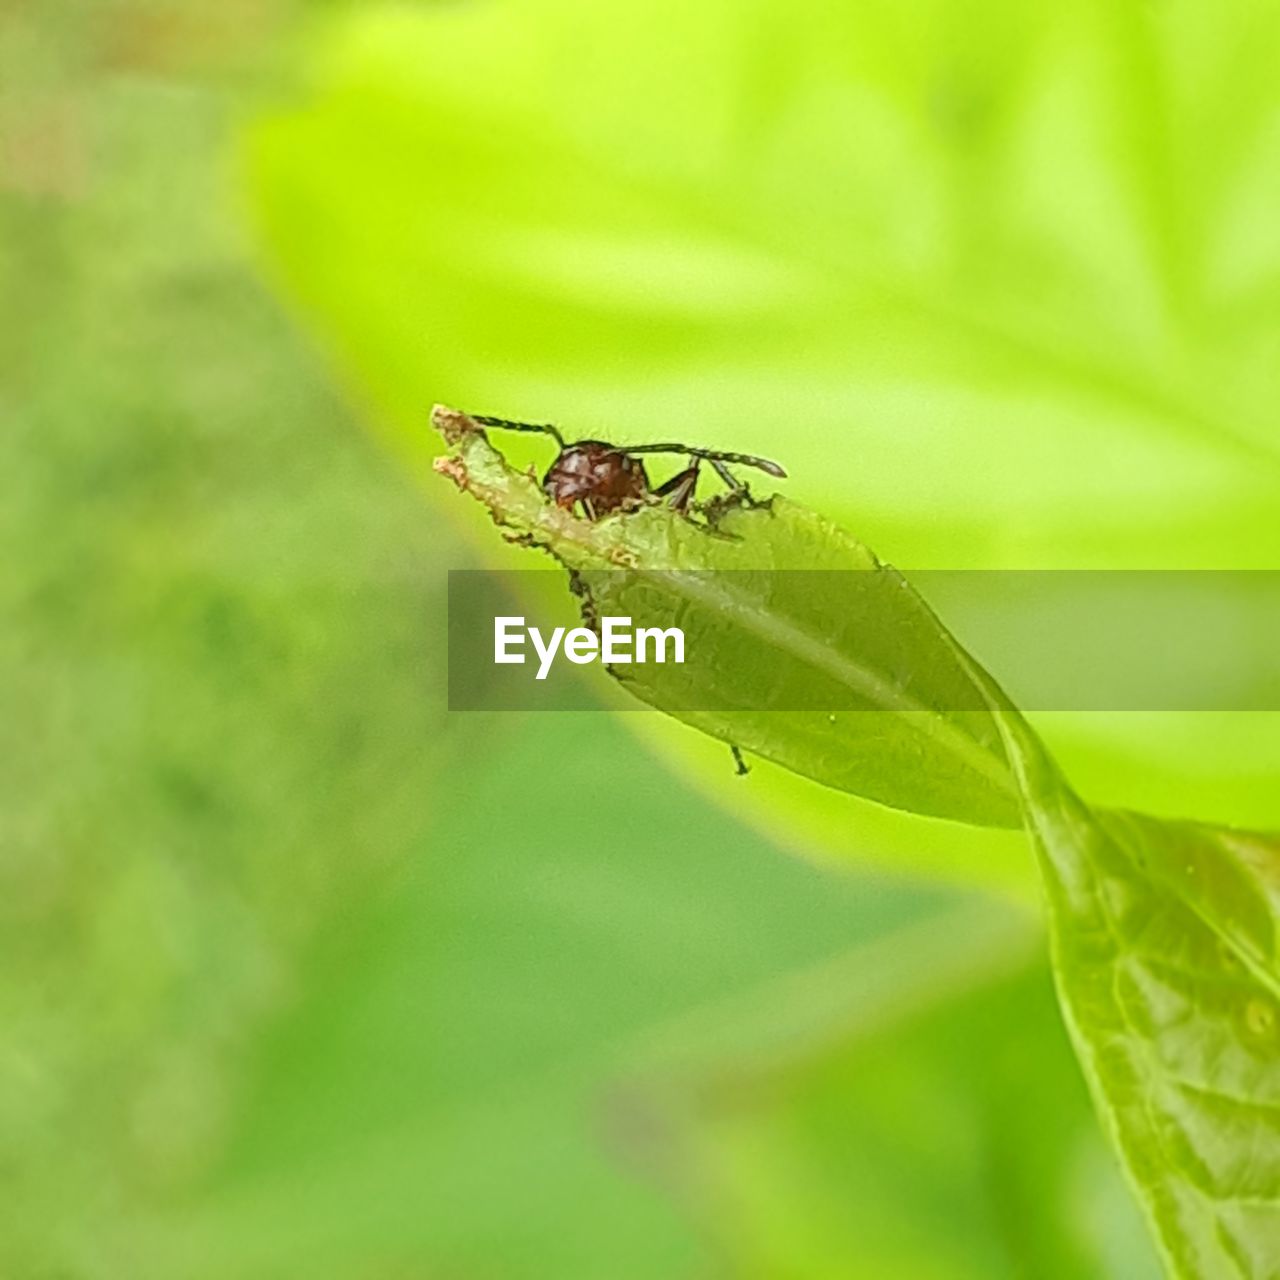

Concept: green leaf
[[434, 407, 1018, 828], [988, 705, 1280, 1279], [434, 407, 1280, 1276]]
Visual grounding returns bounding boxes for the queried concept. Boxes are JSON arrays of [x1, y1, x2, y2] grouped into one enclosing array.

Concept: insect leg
[[652, 461, 701, 512], [709, 457, 745, 492]]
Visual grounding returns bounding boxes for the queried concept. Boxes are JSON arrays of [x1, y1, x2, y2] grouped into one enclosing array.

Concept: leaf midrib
[[635, 566, 1017, 801]]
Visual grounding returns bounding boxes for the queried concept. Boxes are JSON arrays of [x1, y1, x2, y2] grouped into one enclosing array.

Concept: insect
[[470, 413, 786, 519]]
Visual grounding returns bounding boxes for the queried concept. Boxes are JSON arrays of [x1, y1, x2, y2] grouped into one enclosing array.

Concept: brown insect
[[471, 414, 786, 519]]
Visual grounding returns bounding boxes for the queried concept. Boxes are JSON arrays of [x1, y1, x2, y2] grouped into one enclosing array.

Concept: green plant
[[433, 409, 1280, 1278], [241, 2, 1280, 1273]]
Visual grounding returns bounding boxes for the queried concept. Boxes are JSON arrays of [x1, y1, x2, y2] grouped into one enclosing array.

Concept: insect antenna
[[624, 443, 787, 478], [470, 414, 566, 449]]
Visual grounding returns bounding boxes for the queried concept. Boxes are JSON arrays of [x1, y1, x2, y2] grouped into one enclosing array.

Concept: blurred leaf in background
[[119, 717, 972, 1279], [0, 0, 461, 1269], [635, 918, 1162, 1280], [246, 0, 1280, 884]]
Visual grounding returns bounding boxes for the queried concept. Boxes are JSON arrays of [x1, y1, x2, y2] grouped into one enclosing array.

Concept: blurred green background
[[5, 1, 1278, 1276]]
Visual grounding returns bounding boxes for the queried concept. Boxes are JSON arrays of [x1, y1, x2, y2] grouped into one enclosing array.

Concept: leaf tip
[[431, 403, 478, 445]]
